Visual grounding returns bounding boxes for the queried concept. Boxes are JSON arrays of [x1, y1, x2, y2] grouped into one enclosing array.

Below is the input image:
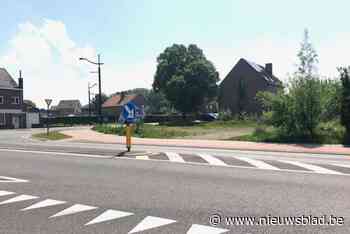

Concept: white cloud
[[0, 19, 154, 108]]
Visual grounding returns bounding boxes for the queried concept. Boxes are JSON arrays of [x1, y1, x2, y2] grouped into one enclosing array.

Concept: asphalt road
[[0, 129, 349, 233]]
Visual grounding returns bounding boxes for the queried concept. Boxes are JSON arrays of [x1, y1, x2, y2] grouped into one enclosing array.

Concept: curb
[[116, 151, 156, 157]]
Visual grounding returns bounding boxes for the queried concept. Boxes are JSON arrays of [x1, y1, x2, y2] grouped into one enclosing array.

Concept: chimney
[[119, 91, 126, 104], [18, 70, 23, 89], [265, 63, 273, 76]]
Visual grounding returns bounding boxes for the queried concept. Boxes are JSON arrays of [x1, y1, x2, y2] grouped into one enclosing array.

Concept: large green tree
[[338, 67, 350, 144], [153, 44, 219, 115]]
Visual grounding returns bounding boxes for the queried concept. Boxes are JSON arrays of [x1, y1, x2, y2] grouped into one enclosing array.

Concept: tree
[[146, 90, 171, 114], [338, 67, 350, 144], [257, 29, 322, 138], [296, 29, 319, 78], [91, 93, 108, 113], [319, 79, 342, 121], [153, 44, 219, 116]]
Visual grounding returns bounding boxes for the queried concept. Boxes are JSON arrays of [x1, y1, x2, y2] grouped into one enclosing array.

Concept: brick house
[[0, 68, 26, 129], [102, 93, 146, 117], [219, 58, 282, 115]]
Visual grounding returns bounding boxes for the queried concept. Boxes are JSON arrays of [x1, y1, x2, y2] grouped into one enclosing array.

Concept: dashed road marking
[[186, 224, 229, 234], [279, 160, 343, 175], [85, 209, 133, 226], [0, 191, 15, 196], [50, 204, 98, 218], [0, 148, 112, 159], [0, 195, 38, 205], [165, 152, 185, 163], [234, 156, 280, 170], [22, 199, 66, 211], [136, 155, 149, 160], [128, 216, 176, 233], [197, 153, 227, 166], [0, 176, 29, 183]]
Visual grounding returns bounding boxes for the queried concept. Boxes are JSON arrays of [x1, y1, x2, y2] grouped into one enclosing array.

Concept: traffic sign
[[119, 101, 144, 124], [45, 99, 52, 107]]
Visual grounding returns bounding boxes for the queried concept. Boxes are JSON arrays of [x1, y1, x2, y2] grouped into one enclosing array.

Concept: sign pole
[[126, 123, 132, 152], [44, 99, 53, 136]]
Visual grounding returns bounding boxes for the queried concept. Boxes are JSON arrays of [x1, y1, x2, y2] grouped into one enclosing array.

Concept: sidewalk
[[61, 128, 350, 156]]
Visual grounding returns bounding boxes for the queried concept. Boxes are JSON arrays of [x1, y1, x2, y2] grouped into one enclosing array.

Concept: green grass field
[[93, 120, 258, 140]]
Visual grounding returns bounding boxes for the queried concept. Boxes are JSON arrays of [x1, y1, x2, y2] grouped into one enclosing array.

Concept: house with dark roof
[[219, 58, 282, 115], [54, 100, 82, 116], [0, 68, 26, 128], [102, 93, 146, 117]]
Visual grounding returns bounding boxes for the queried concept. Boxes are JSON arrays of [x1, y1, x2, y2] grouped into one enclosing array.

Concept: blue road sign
[[119, 101, 144, 124]]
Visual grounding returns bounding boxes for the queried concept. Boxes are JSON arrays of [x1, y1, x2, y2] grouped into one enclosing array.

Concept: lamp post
[[44, 99, 52, 135], [88, 82, 97, 116], [79, 54, 104, 123]]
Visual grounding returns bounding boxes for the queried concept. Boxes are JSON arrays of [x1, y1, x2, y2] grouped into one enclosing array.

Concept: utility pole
[[88, 83, 91, 116], [97, 54, 102, 123], [79, 55, 104, 123]]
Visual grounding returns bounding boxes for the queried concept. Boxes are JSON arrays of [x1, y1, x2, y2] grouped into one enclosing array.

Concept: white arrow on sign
[[0, 176, 29, 183]]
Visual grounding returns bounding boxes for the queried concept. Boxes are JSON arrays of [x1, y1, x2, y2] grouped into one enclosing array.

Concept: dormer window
[[11, 96, 20, 104]]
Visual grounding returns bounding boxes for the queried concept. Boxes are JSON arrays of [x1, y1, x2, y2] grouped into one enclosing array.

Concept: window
[[11, 96, 20, 104], [0, 96, 3, 104], [0, 113, 5, 126]]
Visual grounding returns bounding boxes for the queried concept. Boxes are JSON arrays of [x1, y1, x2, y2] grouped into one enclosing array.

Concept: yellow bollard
[[126, 123, 132, 152]]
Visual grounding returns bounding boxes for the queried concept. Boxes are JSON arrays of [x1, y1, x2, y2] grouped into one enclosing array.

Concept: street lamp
[[88, 82, 97, 116], [79, 54, 104, 123]]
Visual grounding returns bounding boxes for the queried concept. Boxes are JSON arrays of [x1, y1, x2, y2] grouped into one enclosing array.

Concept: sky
[[1, 0, 349, 108]]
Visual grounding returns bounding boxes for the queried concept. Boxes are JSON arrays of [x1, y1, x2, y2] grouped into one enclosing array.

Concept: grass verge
[[93, 120, 258, 139], [32, 131, 72, 141]]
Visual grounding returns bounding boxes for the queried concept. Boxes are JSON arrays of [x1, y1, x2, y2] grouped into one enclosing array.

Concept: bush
[[218, 110, 233, 121], [257, 76, 322, 137]]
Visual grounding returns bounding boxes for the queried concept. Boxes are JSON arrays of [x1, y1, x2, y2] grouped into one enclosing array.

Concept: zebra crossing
[[0, 190, 229, 233], [123, 152, 350, 176]]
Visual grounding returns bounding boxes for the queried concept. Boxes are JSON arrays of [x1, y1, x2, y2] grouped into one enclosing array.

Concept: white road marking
[[128, 216, 176, 233], [0, 148, 111, 159], [22, 199, 66, 211], [0, 176, 29, 183], [165, 152, 185, 163], [279, 160, 343, 175], [333, 164, 350, 169], [197, 153, 227, 166], [50, 204, 98, 218], [85, 209, 133, 226], [235, 156, 280, 170], [136, 155, 149, 160], [0, 191, 15, 196], [186, 224, 229, 234], [0, 195, 38, 205]]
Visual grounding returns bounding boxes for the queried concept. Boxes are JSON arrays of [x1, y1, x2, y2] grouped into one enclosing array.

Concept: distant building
[[0, 68, 26, 129], [54, 100, 82, 116], [23, 100, 39, 113], [219, 58, 282, 115], [102, 93, 146, 117]]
